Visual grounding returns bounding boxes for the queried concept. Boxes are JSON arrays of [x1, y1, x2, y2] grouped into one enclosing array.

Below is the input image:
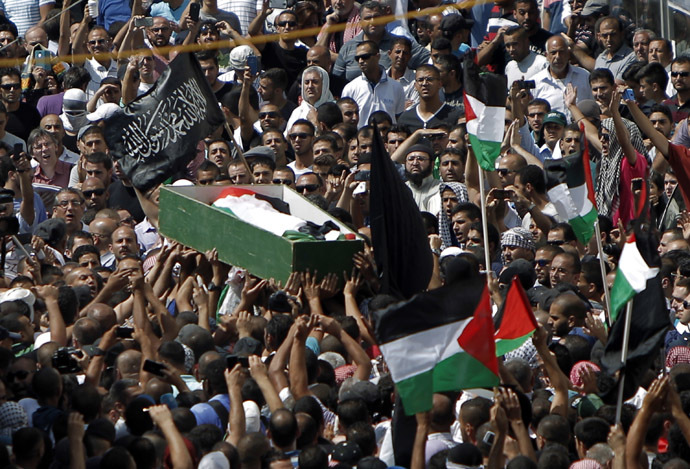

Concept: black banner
[[104, 52, 225, 192]]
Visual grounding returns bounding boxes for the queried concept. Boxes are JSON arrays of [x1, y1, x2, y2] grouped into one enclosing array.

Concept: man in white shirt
[[504, 26, 548, 87], [73, 26, 119, 99], [532, 35, 593, 117], [342, 40, 405, 129]]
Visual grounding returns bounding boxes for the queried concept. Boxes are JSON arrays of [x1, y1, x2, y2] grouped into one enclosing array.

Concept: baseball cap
[[581, 0, 609, 16], [86, 103, 121, 122], [542, 111, 567, 127]]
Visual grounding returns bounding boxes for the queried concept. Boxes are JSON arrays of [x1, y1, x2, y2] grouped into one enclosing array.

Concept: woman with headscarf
[[438, 181, 469, 249], [595, 91, 648, 226], [285, 66, 334, 133]]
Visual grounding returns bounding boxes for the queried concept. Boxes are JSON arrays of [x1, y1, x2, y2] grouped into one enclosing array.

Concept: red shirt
[[613, 151, 648, 227], [32, 159, 72, 188], [668, 143, 690, 208]]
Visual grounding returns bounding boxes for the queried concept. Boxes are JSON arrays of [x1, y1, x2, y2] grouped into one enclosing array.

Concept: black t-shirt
[[280, 100, 298, 122], [397, 103, 463, 133], [215, 82, 236, 102], [443, 88, 465, 114], [528, 28, 553, 56], [261, 42, 308, 85], [107, 180, 145, 223], [7, 102, 41, 142]]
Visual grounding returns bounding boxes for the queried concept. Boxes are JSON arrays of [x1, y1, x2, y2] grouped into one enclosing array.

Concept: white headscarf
[[285, 66, 334, 132]]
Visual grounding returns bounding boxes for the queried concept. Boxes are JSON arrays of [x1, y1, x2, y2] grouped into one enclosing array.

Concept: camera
[[52, 347, 83, 374]]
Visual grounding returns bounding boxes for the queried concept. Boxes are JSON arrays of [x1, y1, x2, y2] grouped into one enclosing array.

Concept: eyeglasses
[[355, 53, 374, 61], [296, 184, 319, 193], [672, 71, 690, 78], [277, 20, 297, 27], [497, 168, 516, 177], [83, 189, 105, 197], [259, 111, 280, 119], [273, 178, 292, 185], [199, 25, 218, 33], [0, 82, 20, 90], [415, 76, 437, 84], [289, 132, 313, 140], [56, 199, 83, 207], [536, 259, 551, 267], [406, 155, 429, 162], [88, 39, 108, 46]]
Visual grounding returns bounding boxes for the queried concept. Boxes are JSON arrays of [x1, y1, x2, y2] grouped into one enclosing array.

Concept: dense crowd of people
[[0, 0, 686, 467]]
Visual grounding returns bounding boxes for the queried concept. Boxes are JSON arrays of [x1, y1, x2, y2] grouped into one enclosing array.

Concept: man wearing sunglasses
[[295, 172, 325, 197], [342, 41, 405, 129], [0, 68, 40, 142], [250, 10, 307, 84], [72, 26, 118, 99], [665, 57, 690, 121], [82, 177, 108, 212]]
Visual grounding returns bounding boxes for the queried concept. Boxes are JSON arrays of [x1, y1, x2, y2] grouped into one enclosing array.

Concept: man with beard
[[287, 120, 315, 178], [404, 143, 440, 214], [258, 69, 297, 123], [109, 226, 140, 267], [534, 244, 562, 287]]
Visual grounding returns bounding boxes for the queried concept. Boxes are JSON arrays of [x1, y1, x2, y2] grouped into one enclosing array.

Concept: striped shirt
[[0, 0, 55, 37]]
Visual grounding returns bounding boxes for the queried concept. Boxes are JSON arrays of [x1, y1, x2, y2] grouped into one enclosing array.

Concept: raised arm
[[149, 405, 193, 469], [318, 314, 372, 381], [609, 90, 637, 166], [625, 96, 669, 157], [532, 326, 569, 417], [225, 365, 246, 446]]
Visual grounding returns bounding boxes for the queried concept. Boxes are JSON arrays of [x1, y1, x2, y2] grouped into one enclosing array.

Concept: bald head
[[117, 349, 142, 380], [89, 217, 118, 250], [307, 45, 330, 70], [85, 303, 117, 332]]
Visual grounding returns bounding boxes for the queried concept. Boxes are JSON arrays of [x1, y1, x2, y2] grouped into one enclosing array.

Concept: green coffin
[[159, 185, 364, 282]]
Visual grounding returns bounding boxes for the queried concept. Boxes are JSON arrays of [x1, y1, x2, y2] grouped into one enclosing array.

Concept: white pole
[[594, 220, 612, 327], [477, 162, 492, 285], [615, 299, 634, 423]]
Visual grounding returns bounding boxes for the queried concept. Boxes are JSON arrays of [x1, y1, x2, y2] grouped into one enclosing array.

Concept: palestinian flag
[[601, 226, 668, 402], [374, 272, 499, 415], [494, 276, 538, 356], [609, 233, 659, 322], [544, 140, 597, 245], [463, 52, 506, 171]]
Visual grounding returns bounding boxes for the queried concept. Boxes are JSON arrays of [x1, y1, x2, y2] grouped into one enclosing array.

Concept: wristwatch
[[207, 282, 224, 292]]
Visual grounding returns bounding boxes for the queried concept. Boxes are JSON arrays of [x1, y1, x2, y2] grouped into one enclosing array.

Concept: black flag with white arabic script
[[103, 52, 225, 192]]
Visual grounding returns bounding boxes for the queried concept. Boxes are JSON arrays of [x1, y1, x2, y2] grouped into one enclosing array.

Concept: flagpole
[[594, 219, 612, 328], [615, 299, 633, 424], [477, 159, 493, 286]]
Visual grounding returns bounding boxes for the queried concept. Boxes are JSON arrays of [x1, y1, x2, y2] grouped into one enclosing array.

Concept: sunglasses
[[83, 188, 105, 197], [599, 133, 610, 141], [277, 20, 297, 27], [259, 111, 280, 119], [355, 53, 374, 61], [200, 25, 218, 33], [496, 168, 515, 176], [672, 71, 690, 78], [289, 132, 312, 140], [296, 184, 319, 192], [536, 259, 550, 267], [0, 83, 20, 90], [547, 240, 565, 246], [273, 178, 292, 185]]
